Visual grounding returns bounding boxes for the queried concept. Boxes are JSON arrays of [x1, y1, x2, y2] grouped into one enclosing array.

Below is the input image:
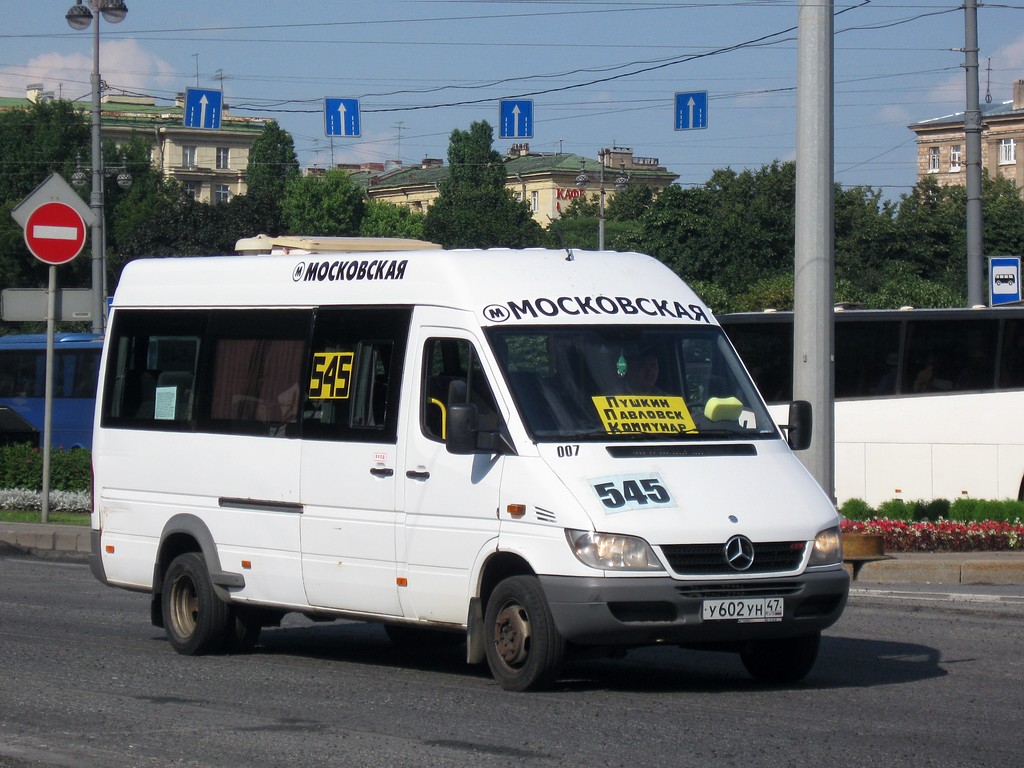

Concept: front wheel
[[162, 552, 231, 656], [740, 632, 820, 684], [484, 576, 565, 692]]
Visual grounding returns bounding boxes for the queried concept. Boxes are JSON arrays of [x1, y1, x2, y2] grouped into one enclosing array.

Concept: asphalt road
[[1, 554, 1022, 768]]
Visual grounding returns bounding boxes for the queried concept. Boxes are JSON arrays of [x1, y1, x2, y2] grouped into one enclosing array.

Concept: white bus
[[720, 307, 1024, 507], [90, 245, 848, 690]]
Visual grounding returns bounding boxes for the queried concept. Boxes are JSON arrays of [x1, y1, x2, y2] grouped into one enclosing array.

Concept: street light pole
[[598, 149, 606, 252], [66, 0, 128, 334]]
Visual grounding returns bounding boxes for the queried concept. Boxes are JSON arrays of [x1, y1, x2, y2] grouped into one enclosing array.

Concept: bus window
[[422, 337, 499, 442], [301, 307, 411, 443], [205, 311, 309, 436], [902, 319, 997, 394], [723, 320, 792, 403], [999, 318, 1024, 389], [835, 320, 901, 398]]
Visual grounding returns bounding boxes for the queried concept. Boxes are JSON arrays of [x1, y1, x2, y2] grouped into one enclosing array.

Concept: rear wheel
[[162, 552, 230, 655], [484, 576, 565, 692], [740, 632, 820, 684]]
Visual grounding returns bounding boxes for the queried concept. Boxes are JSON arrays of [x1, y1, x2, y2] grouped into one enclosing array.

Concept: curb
[[0, 522, 91, 562], [2, 523, 1023, 585]]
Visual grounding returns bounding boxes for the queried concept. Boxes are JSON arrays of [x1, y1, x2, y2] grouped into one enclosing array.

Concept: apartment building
[[909, 79, 1024, 192], [351, 145, 679, 225], [8, 84, 265, 205]]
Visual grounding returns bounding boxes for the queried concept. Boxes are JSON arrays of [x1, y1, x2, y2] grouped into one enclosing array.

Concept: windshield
[[487, 325, 779, 442]]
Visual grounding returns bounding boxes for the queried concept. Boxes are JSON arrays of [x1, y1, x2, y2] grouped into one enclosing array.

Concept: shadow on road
[[248, 619, 945, 692]]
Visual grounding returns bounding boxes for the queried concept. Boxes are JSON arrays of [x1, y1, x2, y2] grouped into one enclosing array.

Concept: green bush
[[876, 498, 912, 521], [839, 497, 873, 520], [0, 443, 91, 492], [840, 496, 1024, 524], [950, 497, 1024, 524], [918, 498, 952, 521]]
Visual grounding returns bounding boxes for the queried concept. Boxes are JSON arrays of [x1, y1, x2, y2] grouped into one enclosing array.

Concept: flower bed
[[842, 518, 1024, 553]]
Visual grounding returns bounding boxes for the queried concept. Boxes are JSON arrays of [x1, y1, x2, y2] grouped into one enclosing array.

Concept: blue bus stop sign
[[990, 256, 1022, 306]]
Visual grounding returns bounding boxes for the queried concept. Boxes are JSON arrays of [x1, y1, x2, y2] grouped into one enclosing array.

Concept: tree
[[244, 120, 300, 235], [360, 200, 427, 239], [281, 169, 365, 235], [606, 184, 654, 222], [423, 121, 542, 248], [0, 100, 88, 207], [246, 120, 300, 200]]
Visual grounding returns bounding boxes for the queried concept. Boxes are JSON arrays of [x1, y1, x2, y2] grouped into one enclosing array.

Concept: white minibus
[[90, 245, 848, 691]]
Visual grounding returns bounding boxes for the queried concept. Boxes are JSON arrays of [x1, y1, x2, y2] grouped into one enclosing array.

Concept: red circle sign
[[24, 201, 87, 265]]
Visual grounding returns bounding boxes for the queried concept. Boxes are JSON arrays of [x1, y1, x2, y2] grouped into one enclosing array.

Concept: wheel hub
[[493, 602, 531, 667]]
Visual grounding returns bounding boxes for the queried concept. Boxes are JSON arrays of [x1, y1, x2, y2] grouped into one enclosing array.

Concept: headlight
[[808, 525, 843, 567], [566, 529, 665, 571]]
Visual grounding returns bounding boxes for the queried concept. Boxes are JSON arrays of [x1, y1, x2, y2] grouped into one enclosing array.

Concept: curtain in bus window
[[210, 339, 305, 427]]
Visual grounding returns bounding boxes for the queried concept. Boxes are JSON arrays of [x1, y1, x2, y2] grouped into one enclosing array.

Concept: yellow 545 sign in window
[[309, 351, 354, 399]]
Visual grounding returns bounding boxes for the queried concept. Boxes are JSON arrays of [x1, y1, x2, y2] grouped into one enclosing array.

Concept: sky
[[3, 1, 1024, 201]]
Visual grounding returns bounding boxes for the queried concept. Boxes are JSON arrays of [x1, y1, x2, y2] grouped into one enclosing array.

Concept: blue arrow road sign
[[675, 91, 708, 130], [184, 88, 223, 129], [325, 98, 361, 137], [499, 100, 533, 139]]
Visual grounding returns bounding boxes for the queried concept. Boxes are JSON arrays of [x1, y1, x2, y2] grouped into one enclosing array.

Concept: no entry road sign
[[24, 201, 87, 265]]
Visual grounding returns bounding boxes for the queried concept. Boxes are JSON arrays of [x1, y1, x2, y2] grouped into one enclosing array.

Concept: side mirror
[[785, 400, 812, 451], [446, 402, 478, 455]]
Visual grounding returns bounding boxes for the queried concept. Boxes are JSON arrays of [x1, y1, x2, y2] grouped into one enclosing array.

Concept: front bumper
[[539, 567, 849, 647]]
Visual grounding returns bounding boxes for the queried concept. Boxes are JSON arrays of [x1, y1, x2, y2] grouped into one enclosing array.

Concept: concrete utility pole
[[793, 0, 835, 499], [964, 0, 985, 306]]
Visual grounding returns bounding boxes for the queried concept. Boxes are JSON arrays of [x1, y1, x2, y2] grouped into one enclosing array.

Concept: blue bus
[[0, 333, 103, 450]]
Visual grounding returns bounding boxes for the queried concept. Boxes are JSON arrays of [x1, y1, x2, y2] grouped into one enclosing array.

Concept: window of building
[[927, 147, 940, 173], [214, 184, 231, 204], [999, 138, 1016, 166], [183, 181, 200, 199], [181, 145, 197, 168], [531, 190, 539, 213], [216, 147, 230, 170], [950, 145, 962, 172]]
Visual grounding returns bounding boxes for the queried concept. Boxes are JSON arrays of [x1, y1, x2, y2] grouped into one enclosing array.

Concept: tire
[[162, 552, 231, 656], [483, 575, 565, 692], [740, 632, 820, 684]]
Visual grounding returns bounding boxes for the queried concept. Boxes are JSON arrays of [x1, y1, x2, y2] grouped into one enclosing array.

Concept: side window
[[722, 320, 792, 403], [302, 308, 411, 443], [104, 309, 309, 436], [102, 310, 205, 428], [902, 319, 997, 394], [421, 337, 499, 442], [835, 320, 901, 398], [999, 318, 1024, 389], [202, 311, 310, 436]]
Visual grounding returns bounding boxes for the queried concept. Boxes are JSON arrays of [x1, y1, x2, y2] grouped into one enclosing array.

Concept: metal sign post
[[10, 179, 90, 522]]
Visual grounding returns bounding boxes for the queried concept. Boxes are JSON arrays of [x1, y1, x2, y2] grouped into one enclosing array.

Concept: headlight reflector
[[566, 529, 665, 571], [808, 525, 843, 567]]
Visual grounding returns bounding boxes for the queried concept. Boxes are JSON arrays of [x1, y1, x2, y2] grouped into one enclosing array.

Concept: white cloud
[[0, 40, 176, 103]]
